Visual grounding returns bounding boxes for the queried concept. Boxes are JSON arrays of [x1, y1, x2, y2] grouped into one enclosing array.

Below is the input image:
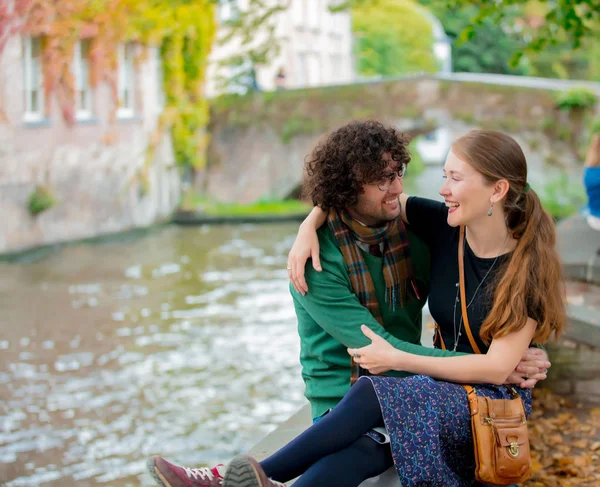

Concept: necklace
[[451, 232, 508, 352]]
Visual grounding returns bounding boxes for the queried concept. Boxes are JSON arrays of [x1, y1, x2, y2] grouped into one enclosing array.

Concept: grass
[[180, 194, 312, 216], [539, 174, 587, 221]]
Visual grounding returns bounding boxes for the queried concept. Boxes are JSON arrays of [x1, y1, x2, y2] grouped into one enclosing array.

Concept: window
[[306, 53, 321, 87], [291, 0, 306, 28], [329, 54, 342, 84], [22, 36, 44, 122], [117, 43, 135, 118], [218, 0, 240, 23], [73, 39, 93, 120], [307, 0, 320, 30], [296, 52, 307, 87]]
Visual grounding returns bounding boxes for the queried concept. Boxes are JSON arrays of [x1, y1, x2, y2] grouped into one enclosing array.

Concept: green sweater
[[291, 225, 465, 420]]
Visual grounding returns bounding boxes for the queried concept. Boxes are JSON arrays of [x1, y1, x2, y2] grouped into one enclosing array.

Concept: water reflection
[[0, 224, 305, 486]]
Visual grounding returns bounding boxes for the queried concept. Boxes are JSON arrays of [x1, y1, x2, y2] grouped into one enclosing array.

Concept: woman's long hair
[[452, 130, 566, 344]]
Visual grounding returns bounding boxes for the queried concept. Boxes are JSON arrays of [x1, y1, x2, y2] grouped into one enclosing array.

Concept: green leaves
[[353, 0, 438, 77], [27, 185, 55, 216], [555, 88, 598, 110]]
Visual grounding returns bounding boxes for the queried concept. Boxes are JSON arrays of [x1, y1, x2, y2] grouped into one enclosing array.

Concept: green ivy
[[28, 185, 55, 216], [555, 88, 598, 111], [539, 174, 587, 221]]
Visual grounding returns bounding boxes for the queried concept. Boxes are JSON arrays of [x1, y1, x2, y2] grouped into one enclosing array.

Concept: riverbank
[[0, 199, 312, 261]]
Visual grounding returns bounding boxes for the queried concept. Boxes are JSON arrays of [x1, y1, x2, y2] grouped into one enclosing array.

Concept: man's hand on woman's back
[[506, 347, 551, 388]]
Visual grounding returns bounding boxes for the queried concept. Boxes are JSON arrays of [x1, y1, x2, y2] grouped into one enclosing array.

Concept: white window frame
[[329, 53, 342, 84], [22, 36, 45, 122], [306, 53, 321, 87], [307, 0, 320, 31], [291, 0, 305, 28], [73, 39, 94, 120], [117, 43, 135, 118], [296, 52, 307, 87]]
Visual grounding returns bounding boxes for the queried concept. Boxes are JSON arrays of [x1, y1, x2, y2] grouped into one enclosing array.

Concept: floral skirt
[[362, 375, 533, 487]]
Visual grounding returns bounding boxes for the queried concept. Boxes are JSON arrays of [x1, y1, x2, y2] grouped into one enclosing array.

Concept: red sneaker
[[223, 455, 286, 487], [148, 456, 225, 487]]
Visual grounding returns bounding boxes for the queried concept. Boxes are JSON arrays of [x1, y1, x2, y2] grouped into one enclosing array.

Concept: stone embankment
[[547, 215, 600, 403]]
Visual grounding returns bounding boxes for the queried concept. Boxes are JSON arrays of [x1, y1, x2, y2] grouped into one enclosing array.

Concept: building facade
[[206, 0, 355, 96], [0, 34, 179, 255]]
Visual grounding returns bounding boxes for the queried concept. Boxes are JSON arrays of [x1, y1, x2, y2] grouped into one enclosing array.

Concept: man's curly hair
[[304, 120, 411, 210]]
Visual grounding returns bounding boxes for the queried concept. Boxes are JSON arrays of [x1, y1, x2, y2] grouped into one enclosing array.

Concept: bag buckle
[[508, 441, 520, 457]]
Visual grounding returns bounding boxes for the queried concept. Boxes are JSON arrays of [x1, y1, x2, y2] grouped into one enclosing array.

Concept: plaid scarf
[[327, 208, 418, 325]]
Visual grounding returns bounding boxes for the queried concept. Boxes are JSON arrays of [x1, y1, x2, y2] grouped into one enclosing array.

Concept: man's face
[[347, 153, 404, 226]]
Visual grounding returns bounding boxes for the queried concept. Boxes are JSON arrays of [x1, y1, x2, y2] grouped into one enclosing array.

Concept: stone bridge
[[206, 73, 600, 204]]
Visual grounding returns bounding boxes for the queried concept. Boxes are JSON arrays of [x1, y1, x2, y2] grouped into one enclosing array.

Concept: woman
[[149, 130, 565, 487]]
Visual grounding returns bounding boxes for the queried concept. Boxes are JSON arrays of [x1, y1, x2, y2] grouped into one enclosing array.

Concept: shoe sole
[[147, 458, 171, 487], [223, 455, 262, 487]]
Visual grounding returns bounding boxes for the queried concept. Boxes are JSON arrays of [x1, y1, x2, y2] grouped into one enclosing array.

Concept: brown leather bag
[[457, 227, 532, 485], [464, 385, 531, 484]]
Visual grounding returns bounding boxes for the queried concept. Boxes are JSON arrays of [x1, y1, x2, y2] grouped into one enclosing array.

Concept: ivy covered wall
[[0, 0, 216, 170]]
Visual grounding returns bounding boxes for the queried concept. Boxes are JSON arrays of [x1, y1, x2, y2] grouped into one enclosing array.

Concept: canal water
[[1, 223, 306, 486]]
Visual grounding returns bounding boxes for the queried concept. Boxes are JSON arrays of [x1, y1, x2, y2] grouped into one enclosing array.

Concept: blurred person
[[584, 133, 600, 230], [147, 123, 555, 487], [274, 67, 286, 91]]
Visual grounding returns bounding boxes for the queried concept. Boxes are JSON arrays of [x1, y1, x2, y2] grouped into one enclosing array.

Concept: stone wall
[[0, 38, 180, 256], [546, 338, 600, 404]]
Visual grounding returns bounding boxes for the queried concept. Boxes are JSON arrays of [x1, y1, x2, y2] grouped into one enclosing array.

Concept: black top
[[406, 196, 514, 354]]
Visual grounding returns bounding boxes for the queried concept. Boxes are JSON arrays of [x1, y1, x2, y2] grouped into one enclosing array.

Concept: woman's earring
[[487, 203, 493, 217]]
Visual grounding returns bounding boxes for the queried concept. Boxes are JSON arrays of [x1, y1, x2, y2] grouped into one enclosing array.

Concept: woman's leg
[[292, 436, 393, 487], [260, 378, 384, 482]]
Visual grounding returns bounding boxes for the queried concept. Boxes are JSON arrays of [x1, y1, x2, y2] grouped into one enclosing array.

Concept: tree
[[442, 0, 600, 65], [213, 0, 287, 93], [353, 0, 438, 77], [418, 0, 600, 79], [420, 0, 527, 75]]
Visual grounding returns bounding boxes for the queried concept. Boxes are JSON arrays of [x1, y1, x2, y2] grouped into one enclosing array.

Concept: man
[[147, 120, 549, 487], [287, 119, 549, 423]]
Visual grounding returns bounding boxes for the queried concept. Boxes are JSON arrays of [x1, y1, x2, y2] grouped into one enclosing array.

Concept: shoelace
[[184, 466, 219, 481]]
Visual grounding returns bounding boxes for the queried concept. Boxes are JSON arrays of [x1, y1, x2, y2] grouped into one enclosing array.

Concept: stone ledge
[[172, 210, 309, 225], [565, 302, 600, 348], [557, 215, 600, 285]]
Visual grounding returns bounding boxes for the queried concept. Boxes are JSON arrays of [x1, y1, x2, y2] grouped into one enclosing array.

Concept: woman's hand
[[287, 208, 326, 295], [347, 325, 404, 375]]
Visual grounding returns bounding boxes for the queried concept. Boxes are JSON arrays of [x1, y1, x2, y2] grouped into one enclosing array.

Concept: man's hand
[[505, 347, 551, 389]]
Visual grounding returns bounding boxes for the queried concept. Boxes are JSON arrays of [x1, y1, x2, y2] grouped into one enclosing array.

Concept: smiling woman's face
[[440, 150, 495, 227]]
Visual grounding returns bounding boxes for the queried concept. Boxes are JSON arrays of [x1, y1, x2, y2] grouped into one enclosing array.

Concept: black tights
[[260, 378, 393, 486]]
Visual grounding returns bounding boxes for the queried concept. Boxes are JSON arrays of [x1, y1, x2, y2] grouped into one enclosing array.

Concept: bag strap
[[458, 226, 482, 354], [435, 323, 447, 350], [463, 384, 478, 415]]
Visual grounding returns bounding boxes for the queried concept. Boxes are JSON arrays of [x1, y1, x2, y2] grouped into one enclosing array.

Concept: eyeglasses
[[376, 164, 407, 191]]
